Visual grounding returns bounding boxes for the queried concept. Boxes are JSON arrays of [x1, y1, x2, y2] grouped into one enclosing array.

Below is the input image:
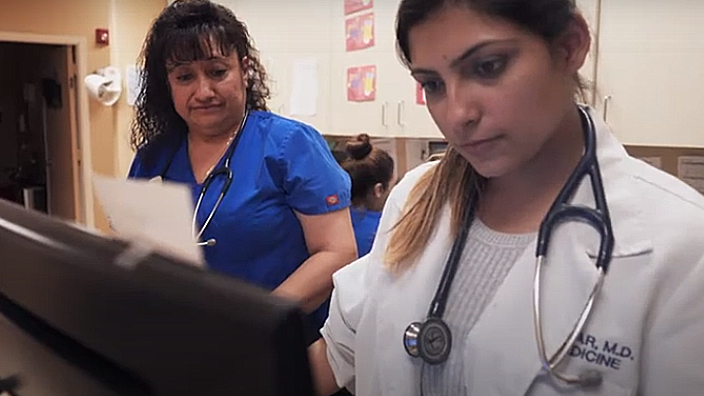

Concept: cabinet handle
[[381, 102, 388, 127], [603, 95, 612, 121], [397, 100, 405, 126]]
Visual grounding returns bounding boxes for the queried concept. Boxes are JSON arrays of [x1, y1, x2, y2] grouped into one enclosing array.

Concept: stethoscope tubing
[[406, 105, 614, 388], [160, 111, 250, 246]]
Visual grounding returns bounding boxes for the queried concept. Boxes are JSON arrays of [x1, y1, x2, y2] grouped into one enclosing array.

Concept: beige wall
[[0, 0, 165, 231], [111, 0, 167, 177]]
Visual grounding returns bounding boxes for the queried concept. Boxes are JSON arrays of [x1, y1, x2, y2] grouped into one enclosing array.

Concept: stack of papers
[[93, 174, 204, 267]]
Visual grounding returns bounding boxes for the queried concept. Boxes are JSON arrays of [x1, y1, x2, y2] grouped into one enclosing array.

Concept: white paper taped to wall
[[125, 65, 143, 106], [93, 174, 205, 267], [678, 156, 704, 195], [289, 59, 318, 116]]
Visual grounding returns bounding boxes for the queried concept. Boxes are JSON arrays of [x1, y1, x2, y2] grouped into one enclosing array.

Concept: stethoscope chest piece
[[403, 317, 452, 365]]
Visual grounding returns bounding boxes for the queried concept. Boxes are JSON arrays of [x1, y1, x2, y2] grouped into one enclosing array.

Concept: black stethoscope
[[403, 106, 614, 388], [160, 111, 249, 247]]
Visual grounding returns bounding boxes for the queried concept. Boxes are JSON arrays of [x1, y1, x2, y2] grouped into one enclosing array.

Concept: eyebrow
[[410, 39, 517, 76], [166, 56, 230, 70]]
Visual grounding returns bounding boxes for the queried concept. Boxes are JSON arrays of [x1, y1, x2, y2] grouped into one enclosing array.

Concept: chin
[[192, 118, 226, 130], [457, 152, 510, 179]]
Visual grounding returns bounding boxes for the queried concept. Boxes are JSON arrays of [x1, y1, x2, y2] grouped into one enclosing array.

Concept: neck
[[188, 127, 236, 146], [188, 109, 247, 146], [478, 106, 585, 233]]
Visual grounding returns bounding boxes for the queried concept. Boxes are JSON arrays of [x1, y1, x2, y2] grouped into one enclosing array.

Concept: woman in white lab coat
[[308, 0, 704, 395]]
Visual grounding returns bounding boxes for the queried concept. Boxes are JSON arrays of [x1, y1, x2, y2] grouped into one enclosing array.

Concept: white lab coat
[[321, 108, 704, 396]]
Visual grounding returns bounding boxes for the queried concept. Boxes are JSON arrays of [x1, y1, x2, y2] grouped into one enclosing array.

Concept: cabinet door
[[595, 0, 704, 146], [224, 1, 334, 54], [393, 0, 603, 140], [223, 0, 334, 134], [391, 68, 443, 139], [329, 0, 400, 137], [329, 51, 397, 137], [576, 0, 600, 105], [263, 51, 333, 134]]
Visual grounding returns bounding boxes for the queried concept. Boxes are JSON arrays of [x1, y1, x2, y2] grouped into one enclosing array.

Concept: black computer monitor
[[0, 199, 315, 396]]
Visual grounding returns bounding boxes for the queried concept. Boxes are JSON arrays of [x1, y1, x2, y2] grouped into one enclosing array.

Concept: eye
[[175, 73, 193, 82], [210, 68, 228, 79], [419, 79, 445, 97], [473, 56, 508, 79]]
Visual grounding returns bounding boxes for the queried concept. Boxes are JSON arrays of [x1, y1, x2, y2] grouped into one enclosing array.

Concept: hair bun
[[345, 133, 373, 160]]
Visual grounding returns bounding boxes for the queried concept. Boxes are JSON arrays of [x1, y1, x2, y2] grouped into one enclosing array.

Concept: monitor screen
[[0, 199, 314, 396]]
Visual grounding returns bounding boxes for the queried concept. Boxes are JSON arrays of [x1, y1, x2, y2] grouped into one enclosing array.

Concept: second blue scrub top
[[351, 208, 382, 257], [128, 111, 351, 339]]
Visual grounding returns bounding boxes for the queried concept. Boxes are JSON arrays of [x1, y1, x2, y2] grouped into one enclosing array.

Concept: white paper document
[[289, 59, 318, 116], [93, 174, 204, 267]]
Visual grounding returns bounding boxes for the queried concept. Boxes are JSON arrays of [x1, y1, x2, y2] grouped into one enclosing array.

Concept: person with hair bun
[[339, 134, 395, 257]]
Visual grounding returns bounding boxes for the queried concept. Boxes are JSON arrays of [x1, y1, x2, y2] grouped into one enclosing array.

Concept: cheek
[[167, 82, 187, 109], [221, 74, 247, 103], [488, 66, 567, 145], [171, 91, 190, 117], [426, 101, 458, 144]]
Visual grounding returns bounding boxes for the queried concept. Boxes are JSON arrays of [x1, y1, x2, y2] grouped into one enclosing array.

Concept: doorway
[[0, 40, 84, 223]]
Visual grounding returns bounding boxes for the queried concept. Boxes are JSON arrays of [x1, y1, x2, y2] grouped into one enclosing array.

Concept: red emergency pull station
[[95, 29, 109, 45]]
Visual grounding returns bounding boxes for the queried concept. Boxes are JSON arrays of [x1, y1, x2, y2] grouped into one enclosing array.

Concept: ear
[[241, 56, 254, 79], [554, 13, 591, 74], [373, 182, 385, 198]]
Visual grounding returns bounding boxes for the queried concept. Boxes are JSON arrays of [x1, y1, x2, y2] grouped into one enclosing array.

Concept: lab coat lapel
[[463, 107, 650, 395], [463, 222, 598, 395], [370, 107, 650, 396], [374, 207, 454, 395]]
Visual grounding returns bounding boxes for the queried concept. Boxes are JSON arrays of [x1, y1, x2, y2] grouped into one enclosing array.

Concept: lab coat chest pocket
[[548, 251, 656, 395], [461, 222, 649, 396], [526, 374, 632, 396]]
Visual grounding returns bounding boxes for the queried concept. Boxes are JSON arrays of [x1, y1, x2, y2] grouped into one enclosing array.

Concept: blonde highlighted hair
[[385, 147, 483, 272], [387, 0, 591, 272]]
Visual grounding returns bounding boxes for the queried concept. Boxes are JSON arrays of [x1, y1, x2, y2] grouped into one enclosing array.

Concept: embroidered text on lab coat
[[568, 333, 635, 370]]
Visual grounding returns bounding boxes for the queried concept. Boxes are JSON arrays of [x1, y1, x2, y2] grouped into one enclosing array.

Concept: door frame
[[0, 31, 95, 228]]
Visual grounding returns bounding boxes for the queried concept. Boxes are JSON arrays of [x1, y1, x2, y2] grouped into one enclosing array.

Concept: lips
[[458, 135, 503, 155], [462, 135, 501, 148], [191, 104, 223, 111]]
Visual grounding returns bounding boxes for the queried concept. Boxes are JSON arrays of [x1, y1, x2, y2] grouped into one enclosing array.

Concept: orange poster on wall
[[347, 65, 376, 102], [345, 12, 375, 52], [344, 0, 373, 15]]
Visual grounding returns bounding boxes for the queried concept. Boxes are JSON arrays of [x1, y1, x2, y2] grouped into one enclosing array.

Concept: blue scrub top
[[128, 111, 351, 340], [350, 208, 382, 257]]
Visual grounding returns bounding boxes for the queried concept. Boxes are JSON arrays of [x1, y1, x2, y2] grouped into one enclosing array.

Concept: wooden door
[[42, 45, 80, 221], [595, 0, 704, 146]]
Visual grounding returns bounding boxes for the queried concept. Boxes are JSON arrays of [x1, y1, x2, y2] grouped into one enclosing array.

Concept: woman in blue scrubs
[[128, 0, 358, 343], [339, 134, 395, 257]]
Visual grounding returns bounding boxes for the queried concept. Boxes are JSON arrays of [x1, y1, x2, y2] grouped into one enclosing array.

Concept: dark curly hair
[[130, 0, 270, 153]]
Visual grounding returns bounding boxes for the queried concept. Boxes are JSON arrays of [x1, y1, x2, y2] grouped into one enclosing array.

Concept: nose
[[193, 75, 216, 101], [444, 80, 480, 131]]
